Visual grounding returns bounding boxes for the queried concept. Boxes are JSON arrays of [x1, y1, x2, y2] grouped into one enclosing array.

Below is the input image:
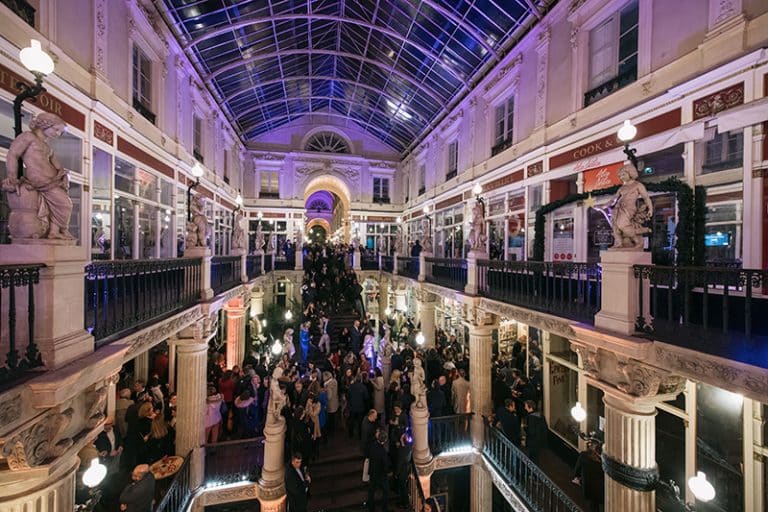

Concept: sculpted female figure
[[607, 162, 654, 249], [3, 113, 73, 240]]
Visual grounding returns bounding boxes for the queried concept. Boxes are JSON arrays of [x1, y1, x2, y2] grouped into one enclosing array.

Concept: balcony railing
[[0, 264, 44, 386], [429, 413, 473, 455], [211, 256, 242, 295], [491, 137, 514, 157], [85, 258, 202, 346], [484, 422, 582, 512], [583, 67, 637, 107], [361, 254, 379, 270], [381, 255, 394, 273], [425, 257, 467, 292], [274, 257, 295, 270], [132, 97, 156, 124], [263, 254, 273, 272], [477, 260, 601, 324], [408, 459, 427, 512], [396, 256, 419, 280], [154, 452, 193, 512], [2, 0, 35, 26], [633, 265, 768, 367], [246, 254, 262, 280], [204, 438, 265, 485]]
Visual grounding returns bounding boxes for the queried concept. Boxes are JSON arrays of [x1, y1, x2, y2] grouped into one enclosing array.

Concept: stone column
[[225, 301, 247, 369], [417, 295, 436, 348], [0, 457, 77, 512], [186, 246, 214, 300], [174, 338, 208, 487], [168, 341, 177, 393], [603, 394, 658, 512], [470, 463, 492, 512], [392, 253, 399, 275], [258, 417, 287, 512], [469, 324, 493, 448], [418, 251, 430, 281], [134, 350, 149, 382], [353, 248, 362, 270], [251, 287, 265, 316]]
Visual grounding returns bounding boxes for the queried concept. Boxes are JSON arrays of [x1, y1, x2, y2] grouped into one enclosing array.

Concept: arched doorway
[[303, 175, 352, 242]]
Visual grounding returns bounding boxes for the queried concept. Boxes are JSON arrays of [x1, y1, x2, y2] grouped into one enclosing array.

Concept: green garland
[[531, 177, 703, 266]]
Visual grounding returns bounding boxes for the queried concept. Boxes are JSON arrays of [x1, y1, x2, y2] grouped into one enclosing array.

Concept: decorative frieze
[[692, 82, 744, 120], [2, 408, 75, 470], [479, 298, 575, 339], [125, 306, 202, 356]]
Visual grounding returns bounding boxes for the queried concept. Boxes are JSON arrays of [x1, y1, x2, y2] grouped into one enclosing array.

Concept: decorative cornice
[[200, 483, 259, 506], [125, 306, 202, 356], [0, 395, 22, 432], [478, 298, 575, 339], [484, 54, 523, 94]]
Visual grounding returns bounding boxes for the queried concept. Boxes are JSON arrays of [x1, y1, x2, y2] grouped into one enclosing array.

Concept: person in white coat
[[451, 369, 470, 415], [323, 371, 339, 435], [372, 367, 386, 422]]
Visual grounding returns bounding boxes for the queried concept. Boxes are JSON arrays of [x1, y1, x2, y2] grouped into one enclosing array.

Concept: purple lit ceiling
[[160, 0, 553, 154]]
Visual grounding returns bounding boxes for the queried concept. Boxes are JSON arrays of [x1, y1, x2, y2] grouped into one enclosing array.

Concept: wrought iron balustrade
[[484, 422, 582, 512], [633, 265, 768, 367], [583, 67, 637, 107], [425, 257, 467, 292], [274, 257, 295, 270], [154, 452, 193, 512], [85, 258, 202, 346], [204, 437, 265, 485], [1, 0, 35, 27], [477, 260, 601, 323], [429, 413, 473, 455], [263, 254, 273, 272], [211, 255, 242, 295], [0, 264, 44, 385], [396, 256, 419, 279], [381, 255, 393, 273], [246, 254, 262, 280], [361, 254, 379, 270], [408, 459, 426, 512]]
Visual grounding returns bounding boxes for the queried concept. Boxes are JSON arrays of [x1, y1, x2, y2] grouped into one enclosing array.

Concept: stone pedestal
[[603, 395, 658, 512], [594, 250, 651, 336], [465, 250, 487, 296], [251, 288, 265, 315], [186, 247, 214, 300], [174, 341, 207, 459], [469, 325, 493, 448], [418, 252, 430, 282], [134, 351, 149, 382], [0, 245, 93, 369], [258, 418, 287, 511], [392, 253, 399, 275], [470, 463, 492, 512], [225, 303, 247, 369], [410, 404, 433, 466], [417, 298, 436, 348], [353, 249, 362, 270]]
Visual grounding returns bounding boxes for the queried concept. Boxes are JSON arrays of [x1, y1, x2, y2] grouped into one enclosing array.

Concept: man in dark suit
[[350, 319, 362, 355], [366, 428, 390, 512], [119, 464, 155, 512], [285, 453, 310, 512], [524, 400, 548, 464], [95, 417, 123, 470]]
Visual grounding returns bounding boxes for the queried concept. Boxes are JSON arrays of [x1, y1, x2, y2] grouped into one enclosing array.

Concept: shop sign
[[435, 194, 462, 211], [484, 169, 524, 193], [93, 121, 114, 145], [692, 82, 744, 120], [117, 136, 174, 179], [0, 63, 85, 130], [582, 162, 624, 192], [526, 161, 543, 177]]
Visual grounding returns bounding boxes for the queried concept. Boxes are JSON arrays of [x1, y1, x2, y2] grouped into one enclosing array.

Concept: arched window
[[304, 131, 350, 154]]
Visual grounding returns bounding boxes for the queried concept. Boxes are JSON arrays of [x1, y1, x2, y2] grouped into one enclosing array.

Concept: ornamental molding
[[478, 298, 575, 339], [692, 82, 744, 120], [434, 451, 477, 470], [484, 54, 523, 95], [484, 456, 529, 512], [125, 306, 202, 357], [0, 395, 22, 431], [257, 481, 286, 501], [252, 153, 286, 161], [200, 483, 259, 506], [415, 457, 436, 476], [1, 408, 74, 470]]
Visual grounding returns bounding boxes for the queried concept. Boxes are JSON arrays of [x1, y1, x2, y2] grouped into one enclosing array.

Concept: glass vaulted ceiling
[[161, 0, 551, 154]]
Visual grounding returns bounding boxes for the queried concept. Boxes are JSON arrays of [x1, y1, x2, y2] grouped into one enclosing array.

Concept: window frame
[[373, 177, 391, 203], [446, 140, 459, 180]]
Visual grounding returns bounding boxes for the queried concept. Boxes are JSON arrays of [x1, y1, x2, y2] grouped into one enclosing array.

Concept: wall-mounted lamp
[[617, 119, 639, 169], [186, 162, 205, 222]]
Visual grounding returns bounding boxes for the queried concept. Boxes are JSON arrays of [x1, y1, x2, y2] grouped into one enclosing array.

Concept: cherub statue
[[231, 211, 246, 251], [268, 366, 287, 424], [601, 162, 654, 249], [468, 199, 487, 251], [282, 328, 296, 358], [377, 236, 386, 254], [186, 194, 209, 247], [254, 223, 265, 253], [420, 217, 433, 253], [394, 235, 403, 255], [2, 113, 74, 242], [268, 232, 276, 253], [410, 357, 427, 409]]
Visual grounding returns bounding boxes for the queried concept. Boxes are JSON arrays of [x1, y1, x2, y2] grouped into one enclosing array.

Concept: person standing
[[324, 371, 339, 435], [451, 369, 470, 415], [350, 319, 362, 356], [347, 375, 369, 440], [119, 464, 155, 511], [524, 400, 547, 463], [494, 399, 522, 447], [366, 428, 390, 512], [285, 453, 311, 512]]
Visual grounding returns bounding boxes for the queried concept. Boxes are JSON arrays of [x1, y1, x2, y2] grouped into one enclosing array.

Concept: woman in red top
[[218, 371, 237, 435]]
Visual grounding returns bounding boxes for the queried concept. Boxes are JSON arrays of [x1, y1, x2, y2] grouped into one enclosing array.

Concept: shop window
[[705, 201, 741, 265], [637, 144, 684, 182], [656, 410, 686, 511], [49, 132, 83, 174], [160, 208, 173, 258], [446, 140, 458, 179], [114, 196, 134, 260], [649, 194, 676, 265], [548, 361, 579, 446], [137, 203, 157, 259], [91, 148, 112, 259], [702, 129, 743, 173], [492, 96, 515, 156]]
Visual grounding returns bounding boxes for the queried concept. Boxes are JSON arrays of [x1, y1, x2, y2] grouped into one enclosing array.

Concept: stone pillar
[[238, 251, 248, 283], [353, 248, 361, 270], [469, 324, 493, 449], [465, 249, 487, 296], [134, 350, 149, 382], [411, 404, 432, 467], [470, 463, 492, 512], [186, 246, 214, 300], [395, 287, 407, 313], [168, 341, 177, 393], [0, 457, 78, 512], [417, 296, 436, 348], [251, 287, 265, 316], [392, 253, 399, 275], [258, 417, 287, 512], [603, 395, 658, 512], [594, 250, 651, 336], [225, 301, 247, 369], [174, 338, 208, 487], [418, 251, 430, 281]]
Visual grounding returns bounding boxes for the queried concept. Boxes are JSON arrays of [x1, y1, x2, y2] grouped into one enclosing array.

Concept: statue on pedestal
[[604, 162, 654, 249], [268, 366, 287, 425], [268, 232, 276, 253], [394, 235, 403, 255], [468, 199, 487, 251], [185, 194, 209, 247], [254, 223, 265, 253], [410, 357, 427, 409], [420, 218, 433, 253], [2, 113, 74, 242], [231, 211, 246, 251]]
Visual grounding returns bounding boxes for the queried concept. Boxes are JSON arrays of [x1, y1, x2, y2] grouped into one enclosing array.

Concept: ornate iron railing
[[484, 422, 582, 512], [211, 255, 242, 295], [425, 257, 467, 292], [0, 264, 44, 385], [85, 258, 202, 345], [361, 254, 379, 270], [263, 254, 273, 272], [154, 452, 193, 512], [583, 67, 637, 107], [396, 256, 419, 280], [204, 437, 265, 485], [1, 0, 35, 27], [633, 265, 768, 365], [477, 260, 601, 323], [429, 413, 473, 455], [274, 257, 295, 270], [381, 255, 393, 273], [408, 459, 426, 512], [246, 254, 262, 280]]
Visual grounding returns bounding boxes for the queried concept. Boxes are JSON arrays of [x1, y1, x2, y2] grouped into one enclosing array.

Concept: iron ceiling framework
[[160, 0, 551, 154]]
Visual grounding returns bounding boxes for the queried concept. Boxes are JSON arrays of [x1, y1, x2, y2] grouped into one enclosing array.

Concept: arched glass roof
[[161, 0, 552, 154]]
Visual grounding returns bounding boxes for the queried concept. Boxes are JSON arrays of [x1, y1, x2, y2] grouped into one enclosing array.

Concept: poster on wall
[[552, 217, 574, 261]]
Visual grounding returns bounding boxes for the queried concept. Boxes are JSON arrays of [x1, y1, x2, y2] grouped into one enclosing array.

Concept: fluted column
[[258, 416, 287, 512], [251, 287, 265, 316], [225, 304, 246, 369], [417, 297, 436, 348], [0, 458, 77, 512], [134, 351, 149, 382], [469, 325, 493, 449], [470, 463, 492, 512], [175, 339, 208, 488], [603, 395, 657, 512]]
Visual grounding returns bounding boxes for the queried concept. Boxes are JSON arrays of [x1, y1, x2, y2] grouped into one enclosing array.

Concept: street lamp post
[[617, 119, 639, 169], [186, 162, 205, 222]]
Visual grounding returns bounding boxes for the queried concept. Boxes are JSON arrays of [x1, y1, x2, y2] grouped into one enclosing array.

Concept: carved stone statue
[[254, 223, 266, 254], [268, 367, 287, 425], [231, 211, 246, 252], [185, 194, 210, 248], [282, 328, 296, 358], [2, 113, 74, 242], [268, 232, 276, 253], [394, 235, 403, 255], [468, 199, 487, 252], [410, 357, 427, 409], [421, 218, 433, 253], [604, 162, 654, 249], [351, 235, 360, 248]]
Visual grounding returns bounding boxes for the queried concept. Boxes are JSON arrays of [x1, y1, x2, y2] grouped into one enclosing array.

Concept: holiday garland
[[531, 177, 705, 266]]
